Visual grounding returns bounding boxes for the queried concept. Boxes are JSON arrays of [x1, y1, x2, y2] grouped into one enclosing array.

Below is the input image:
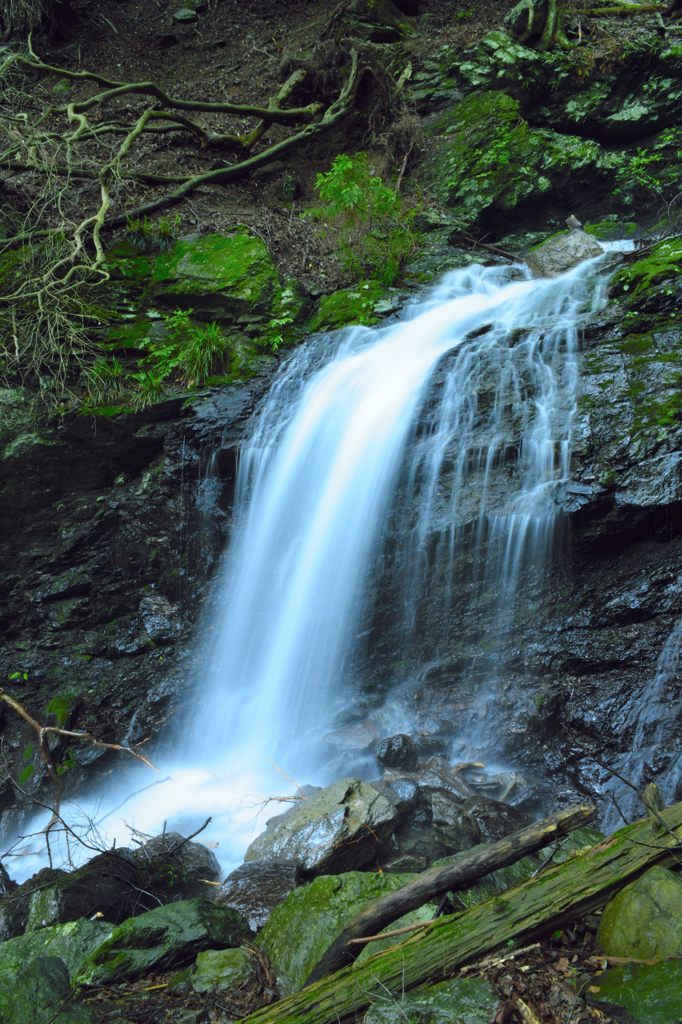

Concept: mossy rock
[[589, 959, 682, 1024], [423, 90, 617, 235], [256, 871, 438, 995], [151, 231, 279, 322], [0, 917, 111, 978], [0, 387, 36, 453], [597, 866, 682, 959], [430, 855, 540, 911], [75, 898, 250, 987], [584, 219, 639, 241], [610, 238, 682, 302], [307, 281, 397, 333], [365, 975, 498, 1024], [0, 956, 92, 1024], [191, 946, 255, 993]]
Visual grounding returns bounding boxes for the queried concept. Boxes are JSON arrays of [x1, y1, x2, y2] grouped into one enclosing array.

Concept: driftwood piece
[[242, 800, 682, 1024], [306, 803, 594, 983]]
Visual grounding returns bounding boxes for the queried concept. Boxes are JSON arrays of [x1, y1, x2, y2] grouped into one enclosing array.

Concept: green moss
[[611, 238, 682, 299], [151, 231, 278, 313], [423, 90, 615, 230], [257, 872, 437, 995], [0, 246, 30, 290], [590, 960, 682, 1024], [307, 281, 393, 333], [104, 319, 155, 350], [584, 220, 638, 240]]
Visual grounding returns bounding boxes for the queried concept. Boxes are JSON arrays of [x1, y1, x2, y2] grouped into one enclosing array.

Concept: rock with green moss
[[192, 946, 255, 993], [423, 91, 617, 234], [588, 959, 682, 1024], [75, 898, 250, 986], [244, 778, 398, 877], [0, 387, 37, 455], [0, 956, 92, 1024], [256, 870, 437, 994], [597, 866, 682, 959], [610, 238, 682, 305], [151, 231, 279, 322], [307, 281, 397, 333], [364, 975, 498, 1024], [0, 917, 111, 978]]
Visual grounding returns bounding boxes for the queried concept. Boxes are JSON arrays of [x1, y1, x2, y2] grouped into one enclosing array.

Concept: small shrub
[[310, 152, 420, 285]]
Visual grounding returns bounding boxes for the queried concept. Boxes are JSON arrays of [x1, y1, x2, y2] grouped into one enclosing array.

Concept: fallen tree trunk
[[242, 800, 682, 1024], [307, 803, 595, 983]]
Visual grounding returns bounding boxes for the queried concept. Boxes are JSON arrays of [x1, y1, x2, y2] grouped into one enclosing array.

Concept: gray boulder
[[218, 859, 302, 931], [376, 733, 418, 770], [244, 778, 399, 877], [526, 229, 603, 278]]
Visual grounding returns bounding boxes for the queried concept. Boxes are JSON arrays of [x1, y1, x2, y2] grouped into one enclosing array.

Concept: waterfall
[[2, 245, 629, 880]]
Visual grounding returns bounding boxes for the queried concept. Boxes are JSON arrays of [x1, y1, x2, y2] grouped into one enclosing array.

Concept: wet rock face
[[244, 779, 399, 877], [376, 733, 418, 770], [0, 377, 269, 815]]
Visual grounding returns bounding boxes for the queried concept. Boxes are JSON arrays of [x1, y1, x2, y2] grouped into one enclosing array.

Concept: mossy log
[[307, 803, 594, 982], [242, 801, 682, 1024]]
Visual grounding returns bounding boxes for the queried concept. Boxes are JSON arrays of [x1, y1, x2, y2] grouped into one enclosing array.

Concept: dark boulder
[[218, 860, 302, 931], [130, 831, 222, 902], [376, 733, 418, 770]]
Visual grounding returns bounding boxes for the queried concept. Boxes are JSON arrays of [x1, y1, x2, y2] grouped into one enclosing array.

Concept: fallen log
[[306, 803, 594, 983], [242, 800, 682, 1024]]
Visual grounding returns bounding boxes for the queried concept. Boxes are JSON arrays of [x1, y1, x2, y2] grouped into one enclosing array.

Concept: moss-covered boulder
[[151, 231, 279, 322], [589, 959, 682, 1024], [191, 946, 255, 993], [75, 898, 250, 986], [0, 919, 106, 1022], [0, 917, 111, 977], [423, 91, 617, 234], [256, 870, 437, 995], [597, 866, 682, 959], [307, 281, 397, 333], [0, 956, 92, 1024], [244, 778, 398, 877], [364, 975, 498, 1024]]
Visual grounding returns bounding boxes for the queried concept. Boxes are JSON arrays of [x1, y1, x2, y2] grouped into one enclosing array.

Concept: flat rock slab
[[244, 778, 398, 877], [526, 229, 603, 278]]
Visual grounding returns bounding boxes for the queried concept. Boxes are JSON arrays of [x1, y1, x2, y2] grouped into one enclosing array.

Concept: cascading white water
[[2, 245, 629, 880]]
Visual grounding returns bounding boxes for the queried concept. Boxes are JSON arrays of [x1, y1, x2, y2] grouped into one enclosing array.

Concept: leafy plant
[[46, 691, 78, 728], [129, 308, 233, 406], [311, 152, 420, 285]]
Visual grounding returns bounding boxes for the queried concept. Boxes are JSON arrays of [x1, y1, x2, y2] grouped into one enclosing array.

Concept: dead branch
[[0, 686, 158, 844]]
